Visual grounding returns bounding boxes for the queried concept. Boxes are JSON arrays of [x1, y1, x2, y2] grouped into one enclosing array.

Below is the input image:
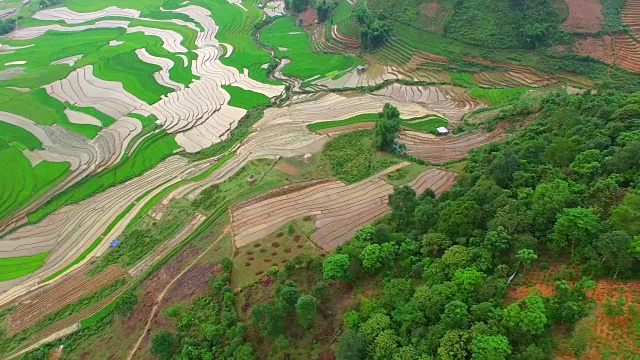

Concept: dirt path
[[126, 231, 227, 360]]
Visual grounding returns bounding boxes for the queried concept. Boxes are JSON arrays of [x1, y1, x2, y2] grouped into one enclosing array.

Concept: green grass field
[[0, 146, 70, 221], [0, 120, 43, 150], [0, 252, 48, 281], [469, 87, 527, 106], [306, 113, 449, 133], [222, 85, 271, 109], [260, 17, 360, 79]]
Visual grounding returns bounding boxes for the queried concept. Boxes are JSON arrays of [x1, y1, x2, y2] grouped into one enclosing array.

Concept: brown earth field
[[622, 0, 640, 40], [506, 263, 640, 359], [7, 264, 126, 333], [613, 33, 640, 72], [561, 0, 603, 32], [274, 162, 300, 176], [231, 168, 456, 251], [573, 35, 615, 65], [398, 130, 505, 164]]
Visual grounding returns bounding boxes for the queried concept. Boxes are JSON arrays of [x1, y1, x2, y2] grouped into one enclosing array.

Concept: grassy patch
[[323, 129, 401, 183], [260, 17, 360, 79], [449, 72, 475, 87], [469, 87, 527, 106], [385, 163, 429, 186], [221, 85, 271, 109], [0, 252, 48, 281], [231, 218, 320, 289]]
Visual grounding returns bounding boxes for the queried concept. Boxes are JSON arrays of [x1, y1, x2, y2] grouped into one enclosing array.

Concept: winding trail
[[126, 230, 228, 360]]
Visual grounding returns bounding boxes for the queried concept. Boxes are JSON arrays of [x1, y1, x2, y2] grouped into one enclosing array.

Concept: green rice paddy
[[260, 17, 360, 79], [0, 146, 70, 221], [469, 87, 527, 106], [28, 132, 179, 223], [0, 252, 49, 281], [306, 113, 449, 133], [222, 85, 271, 109]]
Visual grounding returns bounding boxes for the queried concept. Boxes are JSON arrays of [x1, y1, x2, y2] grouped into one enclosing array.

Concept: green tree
[[609, 191, 640, 236], [437, 329, 471, 360], [151, 330, 177, 359], [361, 244, 383, 273], [441, 300, 469, 329], [295, 295, 319, 329], [516, 249, 538, 273], [421, 233, 452, 257], [503, 294, 548, 336], [277, 280, 301, 311], [336, 330, 366, 360], [373, 330, 399, 359], [374, 103, 401, 151], [471, 334, 512, 360], [316, 0, 330, 22], [323, 254, 350, 280], [360, 313, 392, 345], [570, 149, 602, 178], [389, 186, 418, 228], [551, 207, 600, 256]]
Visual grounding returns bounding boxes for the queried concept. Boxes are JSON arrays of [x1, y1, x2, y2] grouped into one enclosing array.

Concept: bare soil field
[[613, 33, 640, 72], [398, 130, 505, 163], [419, 1, 448, 33], [506, 263, 640, 359], [10, 286, 126, 356], [274, 162, 300, 176], [7, 265, 126, 333], [231, 168, 456, 251], [573, 35, 615, 65], [622, 0, 640, 40], [561, 0, 603, 32]]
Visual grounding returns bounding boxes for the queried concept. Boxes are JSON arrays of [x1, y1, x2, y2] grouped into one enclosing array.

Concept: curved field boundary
[[0, 253, 48, 282], [398, 130, 505, 164], [231, 167, 457, 251]]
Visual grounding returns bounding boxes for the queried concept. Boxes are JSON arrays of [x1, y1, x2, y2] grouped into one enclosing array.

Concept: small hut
[[436, 127, 449, 136], [247, 175, 256, 185]]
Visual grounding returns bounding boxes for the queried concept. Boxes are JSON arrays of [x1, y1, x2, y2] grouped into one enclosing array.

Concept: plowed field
[[231, 168, 456, 250], [7, 264, 126, 333], [398, 130, 505, 164]]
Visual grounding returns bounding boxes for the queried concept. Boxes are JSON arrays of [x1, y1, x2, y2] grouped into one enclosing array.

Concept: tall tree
[[295, 295, 319, 329], [374, 103, 401, 151]]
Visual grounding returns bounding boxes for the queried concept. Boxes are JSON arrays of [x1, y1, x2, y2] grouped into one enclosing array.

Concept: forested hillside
[[100, 91, 639, 359]]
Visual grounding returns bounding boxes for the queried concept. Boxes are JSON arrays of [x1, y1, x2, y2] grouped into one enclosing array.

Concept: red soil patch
[[298, 7, 318, 27], [272, 241, 281, 247], [245, 262, 251, 267], [613, 33, 640, 72], [284, 248, 292, 253], [293, 235, 301, 242], [573, 35, 615, 64], [274, 162, 299, 176], [561, 0, 603, 32], [583, 279, 640, 358]]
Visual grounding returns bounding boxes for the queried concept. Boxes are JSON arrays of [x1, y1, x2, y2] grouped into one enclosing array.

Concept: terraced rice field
[[231, 167, 456, 250], [398, 130, 505, 163], [260, 17, 360, 80], [7, 264, 125, 333], [614, 0, 640, 72]]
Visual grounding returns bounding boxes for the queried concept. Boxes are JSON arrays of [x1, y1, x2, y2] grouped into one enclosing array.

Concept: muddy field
[[398, 130, 505, 163], [231, 167, 456, 251], [561, 0, 603, 32]]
